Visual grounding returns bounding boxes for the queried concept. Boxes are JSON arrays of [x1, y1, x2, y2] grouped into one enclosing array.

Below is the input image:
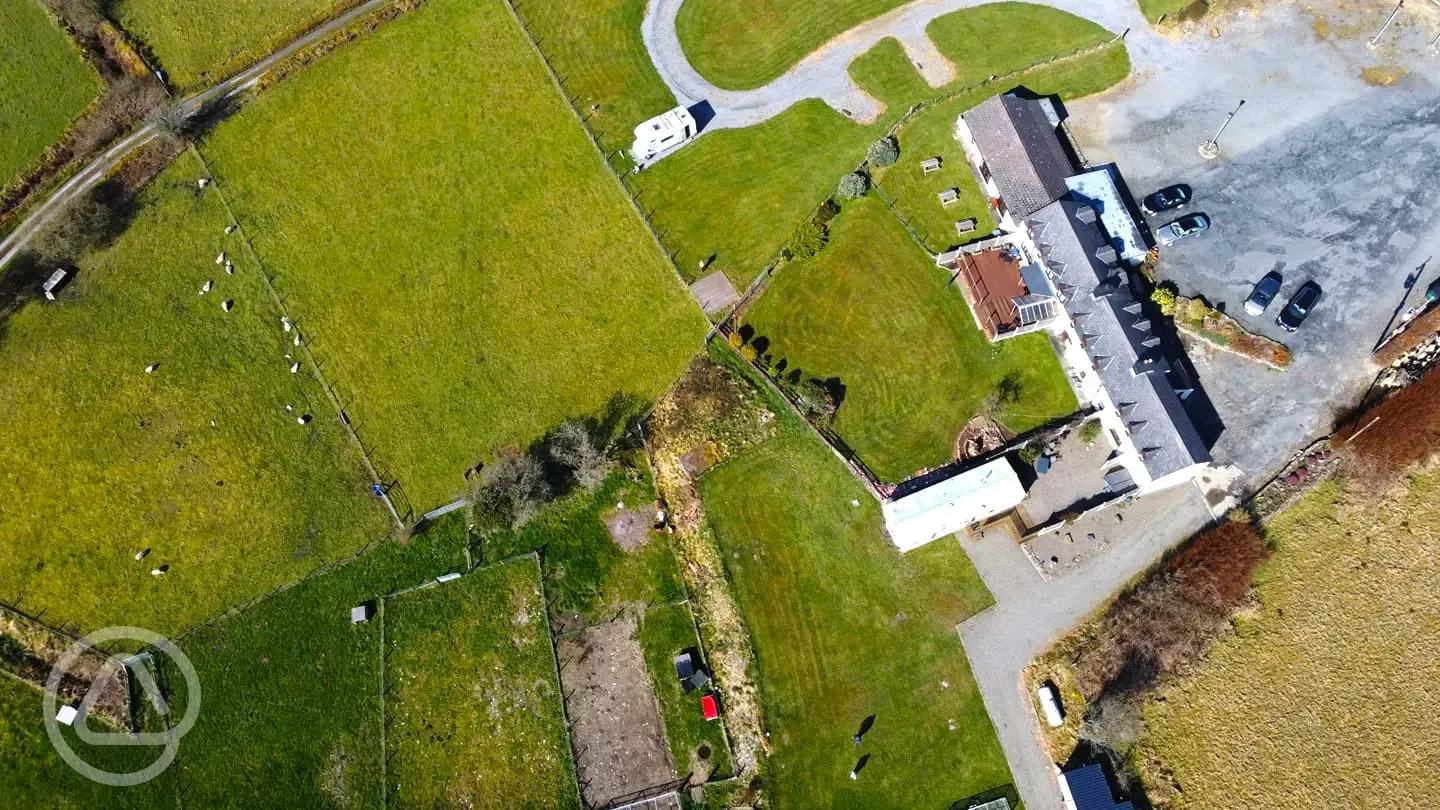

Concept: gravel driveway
[[1069, 0, 1440, 479]]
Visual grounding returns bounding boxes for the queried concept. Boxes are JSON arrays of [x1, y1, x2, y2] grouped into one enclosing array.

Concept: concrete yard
[[1070, 0, 1440, 480]]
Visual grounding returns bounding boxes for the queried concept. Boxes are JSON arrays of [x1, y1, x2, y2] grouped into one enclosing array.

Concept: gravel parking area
[[1069, 0, 1440, 479]]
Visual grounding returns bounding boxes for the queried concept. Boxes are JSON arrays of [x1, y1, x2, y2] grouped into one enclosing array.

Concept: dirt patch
[[0, 607, 129, 726], [954, 415, 1014, 461], [1361, 65, 1407, 87], [556, 618, 674, 807], [605, 507, 654, 552], [319, 743, 349, 804]]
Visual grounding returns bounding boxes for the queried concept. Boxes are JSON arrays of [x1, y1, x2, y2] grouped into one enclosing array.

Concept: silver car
[[1157, 213, 1211, 246]]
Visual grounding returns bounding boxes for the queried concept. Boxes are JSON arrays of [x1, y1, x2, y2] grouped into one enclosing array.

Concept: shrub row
[[1335, 363, 1440, 483]]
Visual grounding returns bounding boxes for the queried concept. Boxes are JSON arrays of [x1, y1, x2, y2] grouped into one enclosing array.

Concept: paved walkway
[[641, 0, 1158, 132], [956, 481, 1215, 810]]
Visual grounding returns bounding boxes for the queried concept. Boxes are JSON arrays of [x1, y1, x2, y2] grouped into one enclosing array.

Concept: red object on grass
[[701, 694, 719, 721]]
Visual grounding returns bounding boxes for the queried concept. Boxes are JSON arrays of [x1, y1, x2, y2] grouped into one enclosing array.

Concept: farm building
[[1059, 763, 1133, 810], [881, 457, 1025, 551]]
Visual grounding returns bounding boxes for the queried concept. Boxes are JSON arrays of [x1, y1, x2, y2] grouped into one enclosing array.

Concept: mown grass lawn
[[112, 0, 345, 89], [743, 198, 1075, 482], [0, 0, 100, 187], [1138, 471, 1440, 809], [515, 0, 676, 156], [638, 602, 734, 782], [200, 0, 705, 511], [164, 515, 467, 809], [636, 6, 1128, 288], [386, 556, 579, 809], [0, 149, 388, 636], [482, 460, 685, 626], [1139, 0, 1202, 24], [699, 424, 1006, 809]]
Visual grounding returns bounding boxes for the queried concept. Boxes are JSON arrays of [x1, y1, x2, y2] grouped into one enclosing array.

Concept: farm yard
[[199, 0, 705, 510], [1137, 471, 1440, 808], [633, 4, 1129, 289], [385, 556, 579, 809], [0, 0, 100, 188], [0, 150, 389, 636], [699, 421, 1010, 808], [742, 198, 1075, 482], [111, 0, 347, 89]]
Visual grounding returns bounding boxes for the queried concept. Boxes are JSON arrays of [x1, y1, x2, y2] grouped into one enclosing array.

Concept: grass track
[[743, 198, 1076, 481], [112, 0, 346, 89], [386, 555, 578, 809], [0, 150, 388, 635], [1139, 471, 1440, 808], [200, 0, 705, 510], [0, 0, 100, 187], [699, 423, 1006, 808]]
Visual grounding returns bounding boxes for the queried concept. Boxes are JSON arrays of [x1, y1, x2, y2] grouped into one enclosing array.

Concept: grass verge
[[0, 0, 101, 187], [386, 555, 579, 808], [199, 0, 705, 510], [742, 197, 1075, 481], [698, 421, 1006, 808]]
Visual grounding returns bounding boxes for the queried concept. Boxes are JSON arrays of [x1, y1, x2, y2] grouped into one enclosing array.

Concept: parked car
[[1141, 184, 1192, 215], [1157, 213, 1211, 246], [1277, 281, 1322, 332], [1244, 271, 1283, 316]]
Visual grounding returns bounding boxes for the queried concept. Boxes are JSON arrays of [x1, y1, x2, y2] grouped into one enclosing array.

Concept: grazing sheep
[[151, 565, 169, 576], [293, 333, 302, 346], [199, 280, 212, 295], [225, 262, 234, 275], [290, 362, 301, 373], [224, 225, 236, 234], [144, 363, 159, 373], [282, 319, 292, 333], [221, 299, 234, 312], [215, 251, 226, 265], [197, 178, 210, 189], [297, 414, 312, 425], [135, 548, 151, 561]]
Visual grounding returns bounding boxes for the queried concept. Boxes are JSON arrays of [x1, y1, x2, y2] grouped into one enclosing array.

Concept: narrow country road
[[641, 0, 1160, 132], [0, 0, 397, 272]]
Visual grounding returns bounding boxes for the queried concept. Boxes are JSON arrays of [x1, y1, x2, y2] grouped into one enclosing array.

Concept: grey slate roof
[[1027, 198, 1209, 481], [964, 94, 1075, 217]]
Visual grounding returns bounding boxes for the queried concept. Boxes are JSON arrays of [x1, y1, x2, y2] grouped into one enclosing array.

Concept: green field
[[637, 602, 734, 782], [1139, 0, 1203, 24], [386, 556, 578, 809], [699, 423, 1007, 808], [0, 150, 388, 636], [743, 198, 1076, 482], [482, 461, 684, 627], [637, 6, 1128, 288], [200, 0, 705, 510], [516, 0, 676, 155], [0, 0, 100, 187], [113, 0, 344, 89]]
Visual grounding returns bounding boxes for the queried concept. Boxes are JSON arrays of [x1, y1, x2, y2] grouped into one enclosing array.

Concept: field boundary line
[[533, 550, 586, 810], [378, 595, 388, 810], [184, 144, 405, 527], [500, 0, 712, 334]]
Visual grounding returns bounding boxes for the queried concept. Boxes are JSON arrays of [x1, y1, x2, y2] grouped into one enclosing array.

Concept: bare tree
[[469, 452, 550, 532], [548, 420, 609, 492]]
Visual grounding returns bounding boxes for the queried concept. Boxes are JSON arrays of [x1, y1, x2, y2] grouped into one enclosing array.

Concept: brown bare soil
[[954, 414, 1014, 461], [556, 618, 674, 807], [605, 507, 653, 552]]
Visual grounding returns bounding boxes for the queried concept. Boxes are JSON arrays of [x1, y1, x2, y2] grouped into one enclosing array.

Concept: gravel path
[[641, 0, 1157, 132], [957, 482, 1216, 810]]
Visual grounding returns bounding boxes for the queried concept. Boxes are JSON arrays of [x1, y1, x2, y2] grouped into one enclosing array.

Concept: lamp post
[[1199, 99, 1246, 159]]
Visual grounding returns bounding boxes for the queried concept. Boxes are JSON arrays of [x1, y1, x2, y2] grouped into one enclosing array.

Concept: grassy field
[[1139, 0, 1203, 24], [699, 423, 1007, 808], [514, 0, 676, 155], [112, 0, 345, 89], [386, 556, 579, 809], [0, 150, 388, 636], [0, 677, 177, 809], [742, 198, 1075, 482], [481, 461, 685, 626], [0, 0, 100, 187], [674, 0, 914, 89], [1138, 471, 1440, 808], [637, 602, 734, 782], [164, 514, 467, 809], [200, 0, 705, 510], [637, 8, 1128, 288]]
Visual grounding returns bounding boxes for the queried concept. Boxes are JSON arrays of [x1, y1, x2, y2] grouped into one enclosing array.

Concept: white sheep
[[135, 548, 151, 561], [144, 363, 159, 373], [224, 225, 236, 234], [221, 299, 234, 312], [197, 178, 210, 189], [297, 414, 312, 425], [199, 280, 212, 295], [225, 262, 234, 275], [215, 251, 226, 265], [290, 362, 301, 374], [150, 565, 169, 576]]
